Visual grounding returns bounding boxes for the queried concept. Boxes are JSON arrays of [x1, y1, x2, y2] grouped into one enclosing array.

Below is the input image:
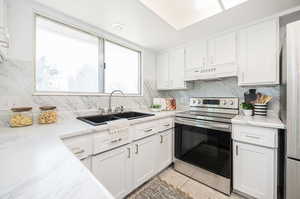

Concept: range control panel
[[189, 97, 239, 109]]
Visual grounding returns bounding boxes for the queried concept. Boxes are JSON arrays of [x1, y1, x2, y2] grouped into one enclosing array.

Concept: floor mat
[[126, 177, 193, 199]]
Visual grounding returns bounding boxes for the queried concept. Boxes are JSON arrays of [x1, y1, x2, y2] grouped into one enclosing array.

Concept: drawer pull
[[111, 138, 122, 143], [72, 148, 85, 155], [144, 128, 153, 132], [163, 124, 170, 127], [245, 135, 261, 139], [236, 145, 239, 156], [135, 144, 139, 154], [127, 147, 131, 158], [160, 135, 163, 144]]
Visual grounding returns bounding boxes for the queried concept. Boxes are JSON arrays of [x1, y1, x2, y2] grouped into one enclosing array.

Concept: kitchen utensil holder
[[254, 104, 268, 117]]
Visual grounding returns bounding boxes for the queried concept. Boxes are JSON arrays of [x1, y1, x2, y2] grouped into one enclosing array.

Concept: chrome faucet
[[108, 90, 125, 113]]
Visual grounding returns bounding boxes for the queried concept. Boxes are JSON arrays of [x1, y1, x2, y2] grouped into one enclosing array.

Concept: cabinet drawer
[[157, 118, 173, 133], [133, 121, 158, 140], [63, 135, 92, 160], [232, 124, 278, 148], [93, 129, 131, 155]]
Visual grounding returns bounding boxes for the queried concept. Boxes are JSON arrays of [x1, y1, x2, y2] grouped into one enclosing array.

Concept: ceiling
[[33, 0, 300, 51]]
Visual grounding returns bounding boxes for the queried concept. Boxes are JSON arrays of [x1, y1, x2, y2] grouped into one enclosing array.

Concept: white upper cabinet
[[207, 32, 237, 78], [157, 48, 189, 90], [208, 32, 236, 66], [184, 40, 207, 81], [238, 19, 279, 86], [169, 48, 186, 89], [185, 40, 207, 71], [157, 52, 169, 90], [184, 32, 237, 81]]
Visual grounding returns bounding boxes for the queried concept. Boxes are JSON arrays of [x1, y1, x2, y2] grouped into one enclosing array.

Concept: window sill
[[33, 92, 143, 97]]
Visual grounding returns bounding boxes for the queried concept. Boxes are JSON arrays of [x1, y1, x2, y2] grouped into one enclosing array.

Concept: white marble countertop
[[231, 114, 285, 129], [0, 110, 176, 199]]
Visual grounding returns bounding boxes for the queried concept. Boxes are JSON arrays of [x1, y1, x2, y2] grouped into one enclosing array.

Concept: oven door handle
[[175, 118, 231, 132]]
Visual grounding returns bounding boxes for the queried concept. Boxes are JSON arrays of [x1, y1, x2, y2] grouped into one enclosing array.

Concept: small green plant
[[240, 102, 254, 110], [150, 104, 161, 109]]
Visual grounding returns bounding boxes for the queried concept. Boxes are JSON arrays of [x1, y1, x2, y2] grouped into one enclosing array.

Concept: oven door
[[175, 117, 232, 179]]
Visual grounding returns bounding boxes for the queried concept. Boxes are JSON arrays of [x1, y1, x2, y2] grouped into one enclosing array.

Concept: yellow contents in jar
[[39, 111, 57, 124], [10, 114, 33, 127]]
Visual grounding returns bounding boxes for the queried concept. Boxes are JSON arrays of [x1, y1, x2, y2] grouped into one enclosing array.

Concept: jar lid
[[11, 107, 32, 112], [39, 106, 56, 111]]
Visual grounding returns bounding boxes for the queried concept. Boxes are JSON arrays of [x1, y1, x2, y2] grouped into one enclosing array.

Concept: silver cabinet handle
[[71, 148, 85, 155], [160, 135, 163, 144], [111, 138, 122, 143], [236, 145, 239, 156], [144, 128, 153, 132], [245, 135, 261, 139], [164, 124, 170, 127], [135, 144, 139, 154], [127, 147, 131, 158]]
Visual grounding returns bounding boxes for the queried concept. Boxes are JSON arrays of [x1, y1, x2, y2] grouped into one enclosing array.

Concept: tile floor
[[158, 168, 245, 199]]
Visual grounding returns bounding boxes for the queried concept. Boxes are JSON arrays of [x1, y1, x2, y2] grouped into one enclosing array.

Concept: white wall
[[0, 0, 159, 114]]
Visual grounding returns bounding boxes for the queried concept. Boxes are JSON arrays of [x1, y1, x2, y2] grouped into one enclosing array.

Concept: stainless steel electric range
[[174, 97, 239, 195]]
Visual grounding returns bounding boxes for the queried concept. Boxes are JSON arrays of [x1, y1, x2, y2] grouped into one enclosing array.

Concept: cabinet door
[[209, 32, 236, 66], [156, 130, 173, 172], [169, 49, 186, 89], [92, 145, 132, 199], [157, 53, 169, 90], [238, 19, 279, 85], [233, 142, 276, 199], [185, 40, 207, 71], [133, 135, 156, 187]]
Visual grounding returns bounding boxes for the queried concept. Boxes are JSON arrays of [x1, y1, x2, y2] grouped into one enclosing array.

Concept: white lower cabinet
[[233, 124, 278, 199], [133, 135, 156, 187], [92, 145, 132, 199], [156, 130, 173, 172]]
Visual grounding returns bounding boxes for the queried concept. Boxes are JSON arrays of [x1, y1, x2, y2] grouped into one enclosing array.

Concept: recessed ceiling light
[[111, 23, 125, 31]]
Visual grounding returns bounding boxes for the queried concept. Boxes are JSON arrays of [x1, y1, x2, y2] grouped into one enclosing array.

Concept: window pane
[[104, 41, 140, 94], [36, 16, 99, 92]]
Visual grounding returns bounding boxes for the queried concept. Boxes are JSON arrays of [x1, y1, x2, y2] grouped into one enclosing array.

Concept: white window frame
[[33, 14, 143, 96]]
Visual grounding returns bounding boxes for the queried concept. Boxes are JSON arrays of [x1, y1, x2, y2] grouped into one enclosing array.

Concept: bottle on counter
[[9, 107, 33, 127], [39, 106, 57, 124]]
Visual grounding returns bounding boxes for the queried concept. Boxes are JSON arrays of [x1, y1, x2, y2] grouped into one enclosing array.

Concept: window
[[104, 41, 141, 94], [35, 15, 142, 95]]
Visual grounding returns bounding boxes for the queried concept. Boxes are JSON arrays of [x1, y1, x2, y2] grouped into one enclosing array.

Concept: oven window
[[175, 123, 231, 178]]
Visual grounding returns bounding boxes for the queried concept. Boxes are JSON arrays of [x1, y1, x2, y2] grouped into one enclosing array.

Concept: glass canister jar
[[9, 107, 33, 127], [39, 106, 57, 124]]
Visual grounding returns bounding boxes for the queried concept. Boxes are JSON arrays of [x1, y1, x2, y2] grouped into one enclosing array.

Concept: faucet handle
[[98, 107, 106, 114], [114, 106, 125, 113]]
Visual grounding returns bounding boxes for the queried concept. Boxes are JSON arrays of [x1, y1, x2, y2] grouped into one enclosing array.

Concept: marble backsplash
[[159, 77, 280, 114], [0, 60, 160, 125]]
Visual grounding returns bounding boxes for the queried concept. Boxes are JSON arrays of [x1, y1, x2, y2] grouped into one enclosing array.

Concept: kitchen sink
[[113, 111, 154, 120], [77, 111, 154, 126]]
